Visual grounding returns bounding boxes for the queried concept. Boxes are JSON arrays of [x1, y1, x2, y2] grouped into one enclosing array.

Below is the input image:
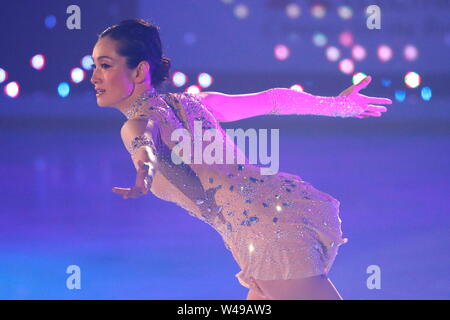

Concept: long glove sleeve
[[196, 87, 366, 123], [265, 88, 365, 117]]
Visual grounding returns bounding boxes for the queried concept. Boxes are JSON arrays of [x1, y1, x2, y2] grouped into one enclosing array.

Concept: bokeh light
[[404, 71, 421, 88], [81, 55, 94, 70], [4, 81, 20, 98], [290, 84, 304, 92], [44, 15, 56, 29], [70, 67, 85, 84], [0, 68, 7, 83], [274, 44, 290, 61], [325, 46, 341, 62], [337, 5, 353, 19], [198, 72, 213, 88], [421, 86, 432, 101], [311, 3, 326, 19], [186, 85, 201, 93], [338, 59, 355, 74], [312, 32, 327, 47], [381, 78, 392, 87], [286, 3, 301, 19], [377, 45, 393, 62], [395, 90, 406, 102], [234, 4, 249, 19], [58, 82, 70, 98], [352, 72, 368, 85], [352, 44, 367, 61], [404, 44, 419, 61], [172, 71, 188, 87], [30, 54, 46, 70], [339, 31, 354, 47]]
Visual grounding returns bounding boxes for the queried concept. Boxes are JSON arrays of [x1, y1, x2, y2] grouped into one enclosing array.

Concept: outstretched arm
[[197, 76, 392, 122], [112, 118, 227, 224], [112, 118, 158, 198]]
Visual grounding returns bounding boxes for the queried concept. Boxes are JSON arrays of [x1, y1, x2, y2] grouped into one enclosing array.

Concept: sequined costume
[[120, 87, 357, 294]]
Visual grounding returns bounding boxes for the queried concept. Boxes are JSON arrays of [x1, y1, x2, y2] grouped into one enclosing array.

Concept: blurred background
[[0, 0, 449, 299]]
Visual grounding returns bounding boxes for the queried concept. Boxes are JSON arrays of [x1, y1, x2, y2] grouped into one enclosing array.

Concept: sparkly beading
[[121, 91, 349, 290], [266, 88, 364, 118], [123, 87, 161, 120], [126, 134, 154, 156]]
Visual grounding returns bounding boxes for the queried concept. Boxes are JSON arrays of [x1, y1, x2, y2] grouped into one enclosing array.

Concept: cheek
[[107, 71, 134, 95], [105, 71, 133, 100]]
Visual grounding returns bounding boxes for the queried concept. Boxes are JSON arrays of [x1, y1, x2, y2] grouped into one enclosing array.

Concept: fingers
[[366, 104, 388, 113], [112, 187, 130, 195], [112, 186, 147, 199], [351, 76, 392, 106], [360, 111, 382, 117], [112, 186, 132, 197], [366, 96, 392, 105], [355, 104, 386, 118], [128, 186, 149, 198], [354, 75, 372, 92], [112, 187, 130, 199]]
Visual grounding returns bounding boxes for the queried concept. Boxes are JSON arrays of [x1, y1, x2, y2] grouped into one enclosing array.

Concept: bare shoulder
[[120, 118, 154, 143], [121, 118, 147, 132]]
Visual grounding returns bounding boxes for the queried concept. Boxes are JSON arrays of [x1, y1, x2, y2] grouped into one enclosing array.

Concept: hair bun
[[152, 56, 171, 85], [160, 56, 170, 66]]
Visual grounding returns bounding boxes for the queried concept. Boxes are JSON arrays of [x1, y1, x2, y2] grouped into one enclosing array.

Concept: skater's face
[[90, 36, 136, 107]]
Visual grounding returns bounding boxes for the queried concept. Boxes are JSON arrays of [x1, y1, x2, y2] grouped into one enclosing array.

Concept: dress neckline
[[123, 87, 163, 120]]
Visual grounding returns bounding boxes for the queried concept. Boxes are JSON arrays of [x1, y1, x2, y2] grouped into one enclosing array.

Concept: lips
[[95, 88, 106, 96]]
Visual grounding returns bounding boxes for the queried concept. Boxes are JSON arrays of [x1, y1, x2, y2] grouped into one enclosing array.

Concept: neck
[[118, 87, 159, 120]]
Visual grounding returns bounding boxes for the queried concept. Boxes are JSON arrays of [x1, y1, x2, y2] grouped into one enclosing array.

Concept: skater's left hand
[[339, 75, 392, 119]]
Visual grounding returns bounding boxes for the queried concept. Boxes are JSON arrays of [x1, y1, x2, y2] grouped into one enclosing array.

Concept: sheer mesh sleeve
[[187, 88, 365, 123], [266, 88, 364, 118]]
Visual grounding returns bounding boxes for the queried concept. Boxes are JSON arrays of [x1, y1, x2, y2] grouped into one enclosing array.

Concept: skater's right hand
[[112, 160, 153, 199]]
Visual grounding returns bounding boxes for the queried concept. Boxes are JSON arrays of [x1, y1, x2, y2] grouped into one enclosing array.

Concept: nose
[[90, 68, 100, 85]]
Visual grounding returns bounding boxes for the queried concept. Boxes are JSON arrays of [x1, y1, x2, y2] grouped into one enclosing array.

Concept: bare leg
[[254, 274, 343, 300]]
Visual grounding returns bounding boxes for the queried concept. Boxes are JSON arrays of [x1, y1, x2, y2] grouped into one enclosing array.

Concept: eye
[[90, 63, 111, 70]]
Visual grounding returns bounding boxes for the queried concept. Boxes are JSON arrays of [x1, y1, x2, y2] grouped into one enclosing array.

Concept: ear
[[134, 61, 151, 83]]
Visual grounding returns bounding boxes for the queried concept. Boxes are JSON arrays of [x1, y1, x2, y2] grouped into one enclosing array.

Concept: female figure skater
[[91, 19, 392, 300]]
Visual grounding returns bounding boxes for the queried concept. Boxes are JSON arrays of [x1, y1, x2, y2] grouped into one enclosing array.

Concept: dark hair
[[98, 19, 171, 89]]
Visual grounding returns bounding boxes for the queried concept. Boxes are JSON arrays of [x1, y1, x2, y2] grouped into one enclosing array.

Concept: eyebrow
[[92, 55, 114, 61]]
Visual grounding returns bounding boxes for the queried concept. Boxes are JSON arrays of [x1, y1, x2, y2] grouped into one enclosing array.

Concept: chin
[[95, 98, 109, 107]]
